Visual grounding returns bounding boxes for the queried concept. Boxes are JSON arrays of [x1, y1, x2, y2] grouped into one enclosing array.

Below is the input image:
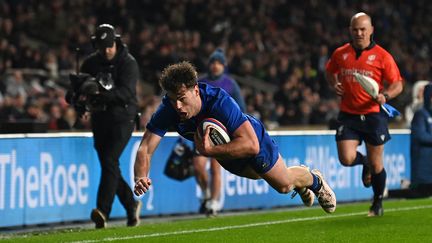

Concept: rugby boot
[[291, 187, 315, 207], [311, 169, 337, 213]]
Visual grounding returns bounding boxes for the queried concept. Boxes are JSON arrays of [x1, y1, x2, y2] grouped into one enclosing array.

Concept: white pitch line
[[70, 204, 432, 243]]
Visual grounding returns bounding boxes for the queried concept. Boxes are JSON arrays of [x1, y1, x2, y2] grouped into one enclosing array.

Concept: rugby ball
[[199, 118, 231, 146], [353, 72, 379, 99]]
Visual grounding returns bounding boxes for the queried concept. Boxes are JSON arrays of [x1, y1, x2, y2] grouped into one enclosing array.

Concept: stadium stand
[[0, 0, 430, 132]]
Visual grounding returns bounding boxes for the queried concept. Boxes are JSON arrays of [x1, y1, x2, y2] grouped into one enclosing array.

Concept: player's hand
[[194, 126, 213, 157], [374, 93, 387, 105], [334, 82, 344, 96], [134, 177, 152, 196]]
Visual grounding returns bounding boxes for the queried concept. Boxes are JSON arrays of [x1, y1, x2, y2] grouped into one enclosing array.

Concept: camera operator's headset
[[90, 24, 122, 49]]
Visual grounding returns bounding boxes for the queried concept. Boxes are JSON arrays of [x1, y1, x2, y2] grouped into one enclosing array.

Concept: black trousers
[[92, 113, 135, 218]]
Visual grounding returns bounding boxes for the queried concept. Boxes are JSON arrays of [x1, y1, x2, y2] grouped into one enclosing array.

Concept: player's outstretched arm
[[134, 131, 162, 196]]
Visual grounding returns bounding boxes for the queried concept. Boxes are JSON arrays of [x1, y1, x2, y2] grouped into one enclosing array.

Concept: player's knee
[[370, 163, 384, 174], [338, 155, 355, 166], [339, 159, 352, 166]]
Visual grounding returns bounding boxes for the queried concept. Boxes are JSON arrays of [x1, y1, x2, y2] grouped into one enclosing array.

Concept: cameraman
[[80, 24, 141, 228]]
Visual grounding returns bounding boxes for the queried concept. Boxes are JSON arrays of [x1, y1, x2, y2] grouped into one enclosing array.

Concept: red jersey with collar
[[326, 43, 402, 114]]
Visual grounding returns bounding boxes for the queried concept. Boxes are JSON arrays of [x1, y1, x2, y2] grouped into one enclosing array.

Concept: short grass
[[2, 198, 432, 242]]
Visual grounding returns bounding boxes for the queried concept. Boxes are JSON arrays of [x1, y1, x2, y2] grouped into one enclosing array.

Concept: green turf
[[2, 198, 432, 242]]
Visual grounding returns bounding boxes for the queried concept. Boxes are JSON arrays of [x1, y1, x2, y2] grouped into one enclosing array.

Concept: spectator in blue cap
[[192, 48, 246, 216], [209, 48, 227, 66]]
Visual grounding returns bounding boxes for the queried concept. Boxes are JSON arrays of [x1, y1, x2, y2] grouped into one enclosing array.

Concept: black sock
[[351, 152, 367, 166], [371, 168, 386, 202]]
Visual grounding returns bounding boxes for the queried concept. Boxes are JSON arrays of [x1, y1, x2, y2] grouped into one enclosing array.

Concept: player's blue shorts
[[216, 132, 279, 176], [335, 111, 390, 146]]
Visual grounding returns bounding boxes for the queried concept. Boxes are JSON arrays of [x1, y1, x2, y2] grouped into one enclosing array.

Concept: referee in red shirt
[[326, 12, 403, 216]]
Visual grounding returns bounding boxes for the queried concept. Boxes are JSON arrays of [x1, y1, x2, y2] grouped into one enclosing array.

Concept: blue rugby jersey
[[146, 83, 278, 175]]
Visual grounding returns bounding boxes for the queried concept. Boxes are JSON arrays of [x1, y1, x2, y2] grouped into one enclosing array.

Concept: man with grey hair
[[326, 12, 403, 216]]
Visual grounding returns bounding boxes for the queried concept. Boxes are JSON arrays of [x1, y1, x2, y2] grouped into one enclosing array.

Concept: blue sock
[[351, 152, 367, 166], [307, 172, 321, 193]]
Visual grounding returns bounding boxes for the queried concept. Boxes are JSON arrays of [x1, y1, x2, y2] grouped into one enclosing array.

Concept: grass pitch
[[2, 198, 432, 242]]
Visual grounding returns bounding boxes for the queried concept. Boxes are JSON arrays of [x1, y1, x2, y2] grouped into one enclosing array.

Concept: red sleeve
[[326, 51, 340, 74]]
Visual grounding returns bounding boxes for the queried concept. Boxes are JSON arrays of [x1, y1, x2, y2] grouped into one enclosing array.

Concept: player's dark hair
[[159, 61, 198, 93]]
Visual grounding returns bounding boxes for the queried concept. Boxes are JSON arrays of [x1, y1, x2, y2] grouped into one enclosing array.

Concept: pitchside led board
[[0, 130, 410, 227]]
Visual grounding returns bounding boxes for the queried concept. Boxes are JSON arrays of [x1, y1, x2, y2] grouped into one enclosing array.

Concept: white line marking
[[70, 204, 432, 243]]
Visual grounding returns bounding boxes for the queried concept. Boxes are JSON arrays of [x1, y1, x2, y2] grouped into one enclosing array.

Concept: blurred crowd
[[0, 0, 431, 131]]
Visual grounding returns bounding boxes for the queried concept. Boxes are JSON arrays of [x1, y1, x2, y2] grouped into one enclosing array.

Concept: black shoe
[[206, 208, 217, 217], [91, 208, 107, 229], [362, 164, 372, 188], [127, 200, 142, 227], [368, 200, 383, 217], [199, 199, 208, 214]]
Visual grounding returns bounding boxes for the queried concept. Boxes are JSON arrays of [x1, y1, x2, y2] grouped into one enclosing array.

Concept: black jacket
[[80, 40, 139, 120]]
